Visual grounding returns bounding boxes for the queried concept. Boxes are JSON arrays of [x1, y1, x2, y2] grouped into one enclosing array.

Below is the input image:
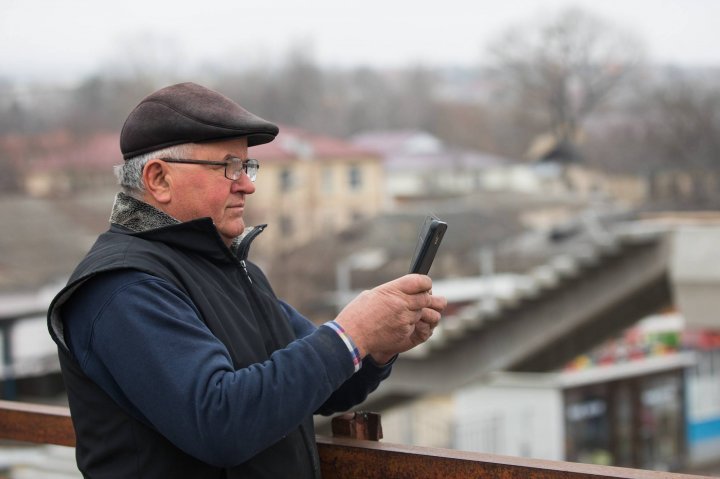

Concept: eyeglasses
[[159, 157, 260, 182]]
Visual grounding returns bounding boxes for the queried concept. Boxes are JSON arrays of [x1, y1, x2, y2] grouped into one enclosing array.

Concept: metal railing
[[0, 401, 714, 478]]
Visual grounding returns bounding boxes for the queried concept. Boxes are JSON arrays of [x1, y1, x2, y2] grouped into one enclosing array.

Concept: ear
[[142, 160, 173, 204]]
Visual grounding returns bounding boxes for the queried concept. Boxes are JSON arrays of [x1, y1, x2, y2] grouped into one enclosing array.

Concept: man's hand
[[334, 274, 447, 363]]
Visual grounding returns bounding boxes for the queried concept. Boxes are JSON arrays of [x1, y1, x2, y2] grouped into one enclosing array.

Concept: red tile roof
[[251, 125, 378, 162], [0, 130, 120, 172], [1, 125, 378, 172]]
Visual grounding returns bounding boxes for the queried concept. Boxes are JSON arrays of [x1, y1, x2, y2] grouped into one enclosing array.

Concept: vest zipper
[[234, 225, 267, 285], [236, 223, 319, 475], [234, 225, 279, 357], [235, 224, 267, 262], [240, 260, 252, 285]]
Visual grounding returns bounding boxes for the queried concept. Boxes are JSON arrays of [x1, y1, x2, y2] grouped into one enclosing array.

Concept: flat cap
[[120, 82, 279, 160]]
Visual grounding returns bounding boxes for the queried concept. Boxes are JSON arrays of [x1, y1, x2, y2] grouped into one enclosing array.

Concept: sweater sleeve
[[61, 270, 358, 468], [278, 300, 395, 414]]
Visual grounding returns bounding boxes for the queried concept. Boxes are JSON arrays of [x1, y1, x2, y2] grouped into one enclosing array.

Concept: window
[[279, 168, 294, 192], [322, 168, 333, 193], [279, 215, 293, 236], [564, 385, 611, 465], [638, 375, 683, 471], [348, 165, 362, 190]]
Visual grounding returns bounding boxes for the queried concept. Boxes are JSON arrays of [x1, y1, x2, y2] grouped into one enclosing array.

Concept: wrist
[[325, 321, 363, 372], [333, 318, 368, 358], [370, 353, 396, 366]]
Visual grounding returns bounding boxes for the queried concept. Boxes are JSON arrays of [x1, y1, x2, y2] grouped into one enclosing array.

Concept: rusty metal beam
[[0, 401, 713, 479], [316, 436, 714, 479], [0, 399, 75, 447], [331, 411, 383, 441]]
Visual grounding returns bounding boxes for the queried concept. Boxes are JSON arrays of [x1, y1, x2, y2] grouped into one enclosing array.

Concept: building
[[350, 130, 512, 204], [456, 310, 720, 471], [374, 218, 720, 473], [248, 125, 384, 255], [0, 126, 386, 255], [0, 130, 118, 197], [381, 310, 720, 473], [526, 132, 649, 207]]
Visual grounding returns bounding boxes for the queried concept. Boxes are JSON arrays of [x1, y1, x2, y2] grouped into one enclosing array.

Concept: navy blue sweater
[[61, 269, 392, 466]]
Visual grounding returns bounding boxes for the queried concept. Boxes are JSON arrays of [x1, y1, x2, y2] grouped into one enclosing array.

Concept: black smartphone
[[409, 216, 447, 275]]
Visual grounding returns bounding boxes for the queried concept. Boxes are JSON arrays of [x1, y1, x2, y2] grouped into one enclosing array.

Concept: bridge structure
[[366, 221, 672, 409], [355, 217, 720, 412]]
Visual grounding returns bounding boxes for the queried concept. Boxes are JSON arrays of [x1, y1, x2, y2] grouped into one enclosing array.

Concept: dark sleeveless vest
[[48, 218, 321, 478]]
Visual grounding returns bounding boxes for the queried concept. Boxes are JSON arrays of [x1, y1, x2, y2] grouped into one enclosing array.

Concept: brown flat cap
[[120, 82, 279, 160]]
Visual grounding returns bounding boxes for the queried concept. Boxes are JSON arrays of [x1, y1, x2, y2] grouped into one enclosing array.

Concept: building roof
[[1, 130, 120, 173], [382, 150, 508, 172], [0, 189, 115, 292], [2, 125, 378, 174], [478, 352, 696, 391], [350, 130, 513, 172], [251, 125, 378, 162], [351, 130, 443, 156]]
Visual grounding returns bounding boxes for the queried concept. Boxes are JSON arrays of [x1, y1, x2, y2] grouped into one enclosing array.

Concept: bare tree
[[487, 7, 644, 161], [647, 77, 720, 167], [581, 68, 720, 209], [643, 75, 720, 208]]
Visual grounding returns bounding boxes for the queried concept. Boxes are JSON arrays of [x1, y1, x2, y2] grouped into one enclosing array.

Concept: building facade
[[248, 126, 385, 255], [381, 311, 720, 473]]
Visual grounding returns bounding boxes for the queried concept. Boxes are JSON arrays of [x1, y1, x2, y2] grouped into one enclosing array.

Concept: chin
[[226, 222, 245, 239]]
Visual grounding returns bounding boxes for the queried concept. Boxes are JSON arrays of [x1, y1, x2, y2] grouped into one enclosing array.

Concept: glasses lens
[[244, 159, 259, 182], [226, 158, 259, 182]]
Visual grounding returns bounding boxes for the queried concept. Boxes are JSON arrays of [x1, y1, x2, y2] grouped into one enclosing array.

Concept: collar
[[109, 192, 264, 262]]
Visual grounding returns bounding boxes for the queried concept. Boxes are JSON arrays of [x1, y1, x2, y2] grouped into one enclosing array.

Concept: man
[[47, 82, 446, 478]]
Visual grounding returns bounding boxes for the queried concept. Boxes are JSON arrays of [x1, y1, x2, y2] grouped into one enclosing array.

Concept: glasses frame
[[158, 157, 260, 182]]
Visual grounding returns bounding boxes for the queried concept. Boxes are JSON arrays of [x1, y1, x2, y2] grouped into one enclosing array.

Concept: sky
[[1, 0, 720, 83]]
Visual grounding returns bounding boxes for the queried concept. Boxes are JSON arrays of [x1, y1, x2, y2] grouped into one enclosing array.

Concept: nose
[[231, 172, 256, 194]]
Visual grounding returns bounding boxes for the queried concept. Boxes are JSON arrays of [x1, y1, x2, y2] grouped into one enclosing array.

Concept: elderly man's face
[[164, 137, 255, 245]]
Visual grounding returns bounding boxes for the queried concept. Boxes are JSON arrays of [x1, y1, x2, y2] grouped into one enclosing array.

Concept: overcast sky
[[2, 0, 720, 83]]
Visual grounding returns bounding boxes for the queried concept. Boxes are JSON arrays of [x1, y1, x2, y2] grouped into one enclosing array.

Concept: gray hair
[[114, 144, 195, 198]]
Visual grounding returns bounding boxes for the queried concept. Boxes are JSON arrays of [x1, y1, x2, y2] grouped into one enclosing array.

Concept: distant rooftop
[[350, 129, 514, 171], [0, 188, 116, 292], [0, 130, 120, 172], [1, 126, 377, 173], [252, 125, 378, 162], [351, 130, 443, 156]]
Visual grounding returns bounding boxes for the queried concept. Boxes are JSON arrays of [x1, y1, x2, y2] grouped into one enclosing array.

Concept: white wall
[[381, 395, 456, 448], [455, 378, 565, 461], [670, 225, 720, 328]]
